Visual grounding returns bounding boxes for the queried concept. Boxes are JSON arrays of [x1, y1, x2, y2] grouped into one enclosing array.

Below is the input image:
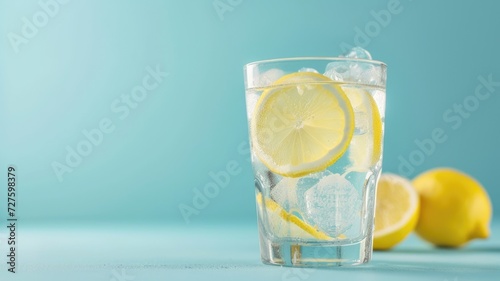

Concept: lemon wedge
[[256, 193, 331, 240], [251, 72, 354, 177], [373, 173, 420, 250]]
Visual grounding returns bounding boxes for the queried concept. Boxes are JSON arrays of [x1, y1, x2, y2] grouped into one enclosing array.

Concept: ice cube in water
[[324, 61, 350, 81], [343, 47, 372, 60], [258, 68, 285, 87], [324, 47, 384, 85], [302, 174, 361, 236], [270, 177, 299, 212]]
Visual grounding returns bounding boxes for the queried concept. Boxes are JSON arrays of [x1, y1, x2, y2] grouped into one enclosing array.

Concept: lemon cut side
[[373, 174, 420, 250], [251, 72, 354, 177]]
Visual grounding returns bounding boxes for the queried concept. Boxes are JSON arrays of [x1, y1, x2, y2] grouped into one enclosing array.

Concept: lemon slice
[[251, 72, 354, 177], [256, 193, 330, 240], [344, 87, 383, 171], [373, 174, 420, 250]]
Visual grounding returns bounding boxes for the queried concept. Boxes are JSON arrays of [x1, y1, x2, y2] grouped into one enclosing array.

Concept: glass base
[[259, 233, 373, 267]]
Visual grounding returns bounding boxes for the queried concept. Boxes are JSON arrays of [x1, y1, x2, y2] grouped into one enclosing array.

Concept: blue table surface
[[1, 220, 499, 281]]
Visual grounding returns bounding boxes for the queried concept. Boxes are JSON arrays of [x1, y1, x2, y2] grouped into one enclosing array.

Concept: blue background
[[1, 0, 499, 226]]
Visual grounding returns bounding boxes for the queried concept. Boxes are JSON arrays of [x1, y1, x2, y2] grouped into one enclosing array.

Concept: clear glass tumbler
[[243, 57, 386, 266]]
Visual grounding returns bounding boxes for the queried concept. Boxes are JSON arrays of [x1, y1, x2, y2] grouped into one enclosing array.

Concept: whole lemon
[[412, 168, 492, 247]]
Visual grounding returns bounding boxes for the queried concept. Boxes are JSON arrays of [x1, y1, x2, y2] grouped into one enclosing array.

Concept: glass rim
[[244, 56, 387, 68]]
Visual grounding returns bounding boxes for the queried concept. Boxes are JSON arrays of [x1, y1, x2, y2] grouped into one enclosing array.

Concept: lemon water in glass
[[243, 48, 386, 267]]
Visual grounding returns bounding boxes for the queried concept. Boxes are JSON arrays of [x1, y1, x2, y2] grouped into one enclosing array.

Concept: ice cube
[[296, 170, 334, 215], [343, 47, 372, 60], [270, 177, 299, 212], [324, 61, 349, 81], [324, 61, 368, 83], [301, 174, 361, 236], [327, 62, 350, 75], [353, 63, 386, 86], [326, 47, 385, 85], [325, 61, 383, 85], [323, 68, 343, 81], [258, 68, 285, 87], [298, 67, 319, 73]]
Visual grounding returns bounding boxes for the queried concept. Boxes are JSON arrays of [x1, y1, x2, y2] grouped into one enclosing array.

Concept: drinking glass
[[243, 56, 386, 266]]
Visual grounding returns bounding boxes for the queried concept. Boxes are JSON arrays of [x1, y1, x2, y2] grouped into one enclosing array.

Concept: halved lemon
[[344, 87, 383, 171], [373, 174, 420, 250], [256, 193, 331, 240], [251, 72, 354, 177]]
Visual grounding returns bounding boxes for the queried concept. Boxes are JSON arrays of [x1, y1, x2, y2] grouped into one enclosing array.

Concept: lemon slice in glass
[[256, 193, 330, 240], [251, 72, 354, 177], [344, 87, 383, 171]]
